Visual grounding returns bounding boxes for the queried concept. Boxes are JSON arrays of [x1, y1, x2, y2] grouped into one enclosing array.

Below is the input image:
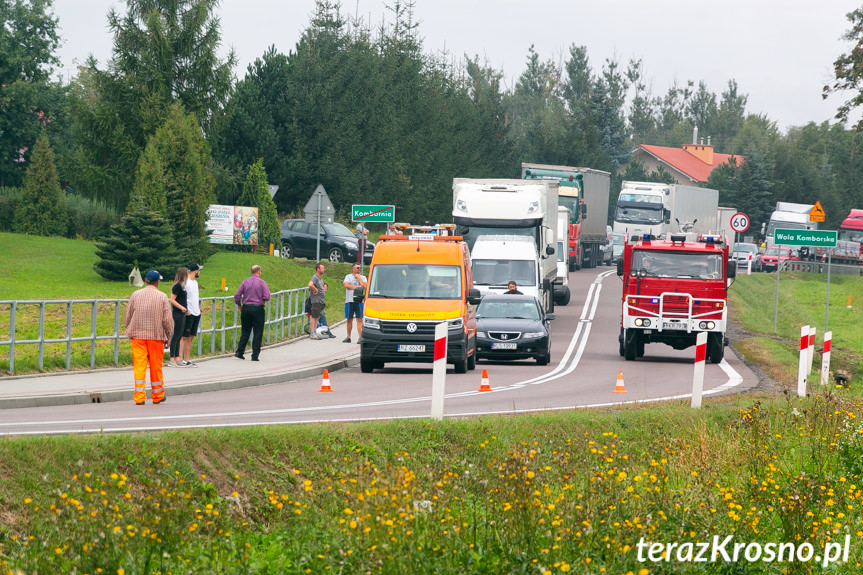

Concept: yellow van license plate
[[398, 344, 425, 352]]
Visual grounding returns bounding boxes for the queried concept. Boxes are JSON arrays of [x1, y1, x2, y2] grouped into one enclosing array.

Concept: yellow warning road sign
[[810, 201, 825, 222]]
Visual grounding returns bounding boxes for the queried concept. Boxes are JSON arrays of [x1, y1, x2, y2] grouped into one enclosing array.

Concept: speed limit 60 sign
[[730, 212, 750, 233]]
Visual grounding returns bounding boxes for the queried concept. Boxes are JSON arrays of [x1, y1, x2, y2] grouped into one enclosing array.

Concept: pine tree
[[94, 206, 175, 281], [236, 159, 281, 253], [128, 104, 216, 262], [14, 132, 65, 236]]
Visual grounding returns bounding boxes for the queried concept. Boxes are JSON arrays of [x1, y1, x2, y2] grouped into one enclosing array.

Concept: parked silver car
[[732, 242, 759, 269]]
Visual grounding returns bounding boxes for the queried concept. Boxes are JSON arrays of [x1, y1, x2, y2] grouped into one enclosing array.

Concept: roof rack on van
[[384, 223, 462, 241]]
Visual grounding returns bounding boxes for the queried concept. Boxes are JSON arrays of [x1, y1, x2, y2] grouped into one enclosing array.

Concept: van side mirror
[[546, 245, 555, 256], [545, 312, 556, 321], [353, 286, 365, 303], [467, 288, 482, 305]]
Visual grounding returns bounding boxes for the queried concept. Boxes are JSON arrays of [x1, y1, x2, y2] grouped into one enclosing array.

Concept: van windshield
[[472, 259, 537, 287], [368, 264, 462, 299]]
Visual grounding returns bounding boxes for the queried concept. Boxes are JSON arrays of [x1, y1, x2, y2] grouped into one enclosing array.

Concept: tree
[[824, 7, 863, 129], [67, 0, 235, 211], [93, 206, 175, 281], [236, 159, 281, 253], [14, 132, 65, 236], [0, 0, 68, 188], [130, 104, 216, 263], [0, 0, 60, 85]]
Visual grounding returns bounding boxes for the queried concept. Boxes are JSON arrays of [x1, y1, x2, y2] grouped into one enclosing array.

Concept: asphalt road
[[0, 268, 758, 435]]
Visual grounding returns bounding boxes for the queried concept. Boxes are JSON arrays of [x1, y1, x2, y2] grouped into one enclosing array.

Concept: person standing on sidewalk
[[180, 263, 202, 367], [167, 267, 188, 367], [308, 262, 326, 337], [233, 264, 271, 361], [125, 270, 173, 405], [342, 263, 367, 343]]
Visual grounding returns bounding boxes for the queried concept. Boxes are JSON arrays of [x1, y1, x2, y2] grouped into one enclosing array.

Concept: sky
[[52, 0, 863, 134]]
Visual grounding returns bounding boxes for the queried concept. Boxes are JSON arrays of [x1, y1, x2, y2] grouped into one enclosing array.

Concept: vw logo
[[406, 323, 418, 333]]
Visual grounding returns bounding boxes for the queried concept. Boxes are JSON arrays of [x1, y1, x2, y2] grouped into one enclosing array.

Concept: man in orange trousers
[[125, 270, 174, 405]]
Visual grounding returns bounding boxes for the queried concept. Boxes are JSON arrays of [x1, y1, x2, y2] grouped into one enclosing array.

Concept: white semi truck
[[612, 181, 718, 238], [452, 178, 558, 312], [765, 202, 818, 246]]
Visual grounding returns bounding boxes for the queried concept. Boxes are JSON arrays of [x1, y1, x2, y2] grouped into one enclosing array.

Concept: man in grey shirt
[[307, 262, 327, 338]]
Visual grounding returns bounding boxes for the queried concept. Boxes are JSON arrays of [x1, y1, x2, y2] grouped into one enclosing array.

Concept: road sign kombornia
[[352, 205, 395, 222]]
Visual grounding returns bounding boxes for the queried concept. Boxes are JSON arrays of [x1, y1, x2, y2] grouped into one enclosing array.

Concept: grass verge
[[3, 392, 863, 573]]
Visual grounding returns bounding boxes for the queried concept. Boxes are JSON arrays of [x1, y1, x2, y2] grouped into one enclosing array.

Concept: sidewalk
[[0, 323, 360, 409]]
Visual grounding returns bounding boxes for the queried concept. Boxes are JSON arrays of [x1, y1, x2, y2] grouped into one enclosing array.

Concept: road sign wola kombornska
[[352, 205, 395, 222], [773, 228, 837, 247]]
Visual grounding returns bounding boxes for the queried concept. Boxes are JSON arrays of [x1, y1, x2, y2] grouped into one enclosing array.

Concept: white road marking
[[0, 270, 746, 434]]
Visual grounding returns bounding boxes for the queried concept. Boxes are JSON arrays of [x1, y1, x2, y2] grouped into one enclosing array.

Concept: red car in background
[[757, 247, 795, 272]]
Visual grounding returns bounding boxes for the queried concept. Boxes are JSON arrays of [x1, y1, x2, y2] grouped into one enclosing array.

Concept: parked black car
[[280, 220, 374, 264], [475, 294, 553, 365]]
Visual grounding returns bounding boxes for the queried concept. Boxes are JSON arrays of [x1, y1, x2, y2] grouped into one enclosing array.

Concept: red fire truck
[[617, 233, 736, 363]]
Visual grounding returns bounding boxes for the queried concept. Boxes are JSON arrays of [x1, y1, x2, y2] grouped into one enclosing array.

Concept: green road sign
[[773, 228, 837, 247], [352, 205, 395, 222]]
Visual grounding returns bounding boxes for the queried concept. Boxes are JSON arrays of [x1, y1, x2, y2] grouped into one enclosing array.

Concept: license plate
[[662, 322, 686, 330], [398, 344, 425, 352], [491, 342, 517, 350]]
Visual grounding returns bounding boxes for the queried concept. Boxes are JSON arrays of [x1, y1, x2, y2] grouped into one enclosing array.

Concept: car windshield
[[614, 205, 663, 224], [613, 233, 625, 246], [472, 259, 536, 286], [322, 223, 354, 237], [368, 264, 461, 299], [477, 300, 540, 320], [764, 248, 789, 256], [631, 250, 725, 280], [734, 244, 758, 255]]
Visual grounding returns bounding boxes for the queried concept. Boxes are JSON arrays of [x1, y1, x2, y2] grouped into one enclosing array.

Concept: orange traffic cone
[[613, 370, 627, 393], [478, 369, 492, 392], [318, 369, 334, 392]]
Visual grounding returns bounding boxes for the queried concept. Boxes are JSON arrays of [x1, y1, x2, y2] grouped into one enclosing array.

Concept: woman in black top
[[168, 267, 189, 367]]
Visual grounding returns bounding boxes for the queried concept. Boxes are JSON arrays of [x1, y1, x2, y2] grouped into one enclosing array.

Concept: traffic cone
[[318, 369, 334, 392], [613, 370, 627, 393], [478, 369, 492, 392]]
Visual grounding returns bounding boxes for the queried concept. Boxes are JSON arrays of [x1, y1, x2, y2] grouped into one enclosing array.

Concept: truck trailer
[[612, 181, 719, 238], [521, 163, 610, 270], [452, 178, 558, 312]]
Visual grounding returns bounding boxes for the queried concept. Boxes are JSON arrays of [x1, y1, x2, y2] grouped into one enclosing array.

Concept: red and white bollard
[[820, 331, 832, 387], [797, 325, 809, 397], [430, 322, 448, 420], [691, 332, 707, 409], [807, 326, 816, 375]]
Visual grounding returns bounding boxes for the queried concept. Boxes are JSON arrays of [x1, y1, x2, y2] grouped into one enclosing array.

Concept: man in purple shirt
[[233, 264, 271, 361]]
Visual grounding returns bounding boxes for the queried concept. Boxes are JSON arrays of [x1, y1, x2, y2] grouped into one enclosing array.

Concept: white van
[[470, 235, 547, 303]]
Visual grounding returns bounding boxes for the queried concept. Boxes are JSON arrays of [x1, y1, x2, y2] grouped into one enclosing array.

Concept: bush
[[0, 187, 20, 232], [63, 194, 121, 240]]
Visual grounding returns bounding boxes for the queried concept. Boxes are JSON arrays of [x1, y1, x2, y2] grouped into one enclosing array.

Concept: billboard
[[206, 205, 259, 245]]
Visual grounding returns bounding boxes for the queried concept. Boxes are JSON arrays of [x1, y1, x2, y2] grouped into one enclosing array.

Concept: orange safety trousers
[[131, 339, 165, 404]]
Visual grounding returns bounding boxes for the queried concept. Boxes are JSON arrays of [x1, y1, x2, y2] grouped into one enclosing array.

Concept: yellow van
[[358, 224, 481, 373]]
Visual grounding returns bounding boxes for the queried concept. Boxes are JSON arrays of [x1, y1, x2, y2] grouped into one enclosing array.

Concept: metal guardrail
[[0, 288, 310, 375], [780, 261, 863, 275]]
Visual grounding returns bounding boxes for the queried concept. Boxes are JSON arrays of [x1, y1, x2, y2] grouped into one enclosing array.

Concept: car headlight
[[448, 318, 463, 330], [634, 318, 651, 327], [363, 317, 380, 330], [523, 331, 544, 339], [698, 321, 716, 330], [476, 331, 486, 338], [345, 241, 358, 250], [456, 199, 468, 213]]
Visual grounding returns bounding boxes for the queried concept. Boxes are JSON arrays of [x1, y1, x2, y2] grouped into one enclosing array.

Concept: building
[[628, 129, 742, 184]]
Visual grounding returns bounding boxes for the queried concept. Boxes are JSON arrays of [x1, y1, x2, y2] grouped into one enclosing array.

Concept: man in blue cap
[[125, 270, 173, 404]]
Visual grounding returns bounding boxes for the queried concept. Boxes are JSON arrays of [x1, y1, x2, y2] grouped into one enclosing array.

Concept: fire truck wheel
[[708, 333, 724, 363], [636, 338, 645, 358], [624, 330, 638, 361]]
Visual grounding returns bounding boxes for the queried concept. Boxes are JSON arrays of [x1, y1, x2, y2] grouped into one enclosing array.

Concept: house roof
[[635, 144, 740, 183]]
